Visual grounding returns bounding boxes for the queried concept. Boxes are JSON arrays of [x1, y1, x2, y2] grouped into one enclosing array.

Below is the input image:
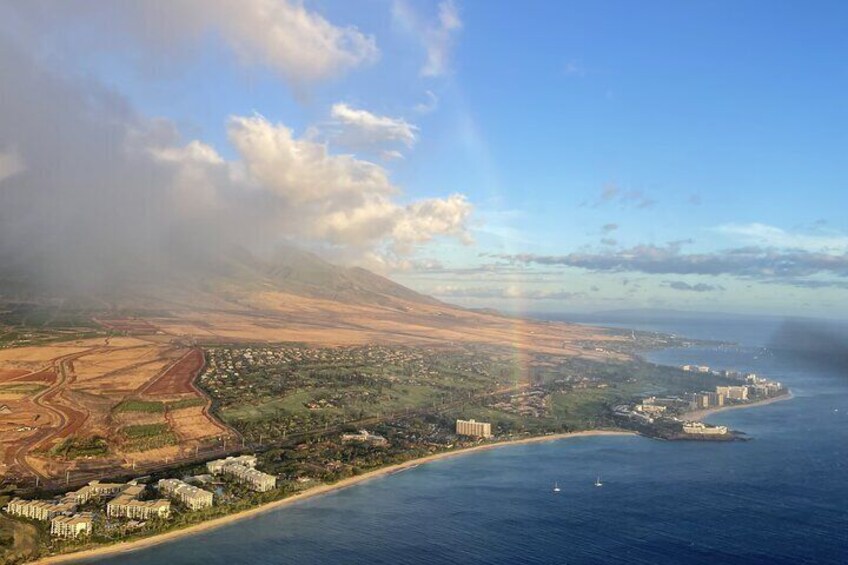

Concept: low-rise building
[[341, 430, 388, 446], [208, 455, 276, 492], [63, 480, 125, 505], [158, 479, 214, 510], [206, 455, 257, 475], [5, 498, 76, 521], [682, 421, 728, 436], [106, 484, 170, 520], [635, 404, 667, 415], [50, 512, 94, 538], [456, 419, 492, 438]]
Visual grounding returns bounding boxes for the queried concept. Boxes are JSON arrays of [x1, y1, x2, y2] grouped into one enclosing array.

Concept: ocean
[[79, 317, 848, 564]]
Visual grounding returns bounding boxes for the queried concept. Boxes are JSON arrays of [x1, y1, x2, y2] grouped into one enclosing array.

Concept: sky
[[0, 1, 847, 317]]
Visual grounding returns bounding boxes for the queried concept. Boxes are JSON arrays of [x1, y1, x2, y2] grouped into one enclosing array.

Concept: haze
[[1, 1, 847, 317]]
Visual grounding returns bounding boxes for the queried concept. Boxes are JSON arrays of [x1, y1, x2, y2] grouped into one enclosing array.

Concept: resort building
[[456, 419, 493, 438], [206, 455, 257, 475], [157, 479, 214, 510], [341, 430, 388, 446], [207, 455, 276, 492], [63, 480, 125, 505], [682, 422, 728, 436], [50, 512, 94, 538], [635, 404, 667, 415], [716, 385, 749, 401], [5, 498, 76, 521], [106, 484, 171, 520]]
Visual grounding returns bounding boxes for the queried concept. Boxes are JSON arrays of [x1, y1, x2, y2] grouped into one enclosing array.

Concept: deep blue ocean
[[81, 317, 848, 564]]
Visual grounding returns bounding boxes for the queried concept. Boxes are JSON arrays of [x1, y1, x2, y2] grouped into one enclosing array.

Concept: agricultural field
[[0, 337, 235, 486]]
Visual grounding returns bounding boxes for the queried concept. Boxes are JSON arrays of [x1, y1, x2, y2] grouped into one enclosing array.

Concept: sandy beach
[[33, 429, 634, 564], [682, 391, 794, 422]]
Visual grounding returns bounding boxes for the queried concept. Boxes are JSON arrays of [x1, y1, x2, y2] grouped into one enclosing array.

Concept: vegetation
[[120, 424, 177, 452], [49, 436, 109, 459], [113, 399, 165, 413], [166, 398, 206, 410]]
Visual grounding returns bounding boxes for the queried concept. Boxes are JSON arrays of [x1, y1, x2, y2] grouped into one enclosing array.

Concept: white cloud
[[715, 223, 848, 253], [226, 114, 471, 254], [393, 0, 463, 78], [7, 0, 378, 85], [0, 147, 24, 184], [414, 90, 439, 113], [330, 103, 418, 150]]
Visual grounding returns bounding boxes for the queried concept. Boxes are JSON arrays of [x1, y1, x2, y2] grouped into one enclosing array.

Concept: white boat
[[594, 476, 603, 487], [553, 481, 561, 493]]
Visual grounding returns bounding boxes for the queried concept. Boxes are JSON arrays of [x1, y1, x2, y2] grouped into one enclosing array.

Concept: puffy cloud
[[0, 43, 473, 292], [4, 0, 378, 85], [227, 114, 471, 254], [601, 223, 619, 234], [393, 0, 462, 77], [329, 103, 418, 150]]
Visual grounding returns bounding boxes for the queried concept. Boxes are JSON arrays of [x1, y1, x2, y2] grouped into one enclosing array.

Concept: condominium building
[[455, 419, 492, 438], [208, 455, 276, 492], [716, 385, 749, 401], [63, 480, 125, 505], [106, 484, 171, 520], [5, 498, 76, 521], [206, 455, 257, 475], [158, 479, 214, 510], [50, 512, 94, 538]]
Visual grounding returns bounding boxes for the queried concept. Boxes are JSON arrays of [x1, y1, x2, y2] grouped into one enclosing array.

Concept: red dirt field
[[141, 348, 205, 396], [0, 369, 29, 382], [10, 369, 57, 385]]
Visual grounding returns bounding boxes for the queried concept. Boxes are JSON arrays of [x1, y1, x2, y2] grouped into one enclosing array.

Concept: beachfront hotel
[[207, 454, 258, 474], [455, 419, 493, 438], [5, 498, 77, 521], [158, 479, 214, 510], [50, 512, 94, 538], [62, 480, 125, 505], [207, 455, 277, 492], [106, 483, 171, 520], [682, 422, 728, 436]]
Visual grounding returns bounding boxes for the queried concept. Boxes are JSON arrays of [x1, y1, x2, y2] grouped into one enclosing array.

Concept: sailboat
[[594, 476, 603, 487], [553, 481, 561, 493]]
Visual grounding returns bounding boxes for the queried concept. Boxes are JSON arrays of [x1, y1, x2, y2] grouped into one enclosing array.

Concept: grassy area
[[0, 509, 42, 564], [121, 423, 169, 439], [166, 398, 206, 410], [49, 436, 109, 459], [120, 423, 177, 452], [114, 399, 165, 413], [0, 383, 46, 395]]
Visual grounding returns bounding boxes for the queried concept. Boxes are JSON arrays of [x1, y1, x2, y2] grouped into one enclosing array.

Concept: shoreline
[[33, 430, 635, 564], [681, 390, 794, 422]]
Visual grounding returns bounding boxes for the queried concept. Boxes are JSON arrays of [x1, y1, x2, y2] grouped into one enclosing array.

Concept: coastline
[[33, 430, 634, 564], [681, 390, 794, 422]]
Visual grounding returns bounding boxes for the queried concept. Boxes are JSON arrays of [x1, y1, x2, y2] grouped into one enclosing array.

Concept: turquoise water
[[81, 319, 848, 564]]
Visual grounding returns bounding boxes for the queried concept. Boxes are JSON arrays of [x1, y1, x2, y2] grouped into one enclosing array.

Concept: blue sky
[[1, 1, 847, 317]]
